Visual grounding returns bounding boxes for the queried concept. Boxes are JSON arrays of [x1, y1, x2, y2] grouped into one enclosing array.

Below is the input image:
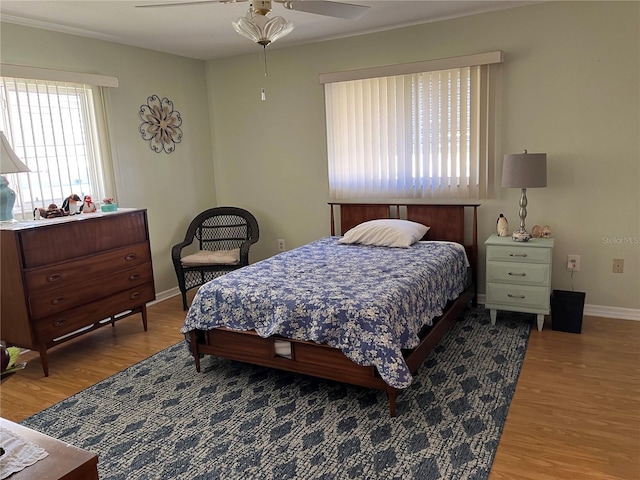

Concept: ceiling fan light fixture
[[232, 9, 294, 47]]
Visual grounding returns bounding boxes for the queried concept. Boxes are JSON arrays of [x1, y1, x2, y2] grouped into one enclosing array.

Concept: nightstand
[[484, 234, 554, 331]]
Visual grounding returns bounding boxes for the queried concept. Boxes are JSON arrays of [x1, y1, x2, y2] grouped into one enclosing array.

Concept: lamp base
[[512, 228, 531, 242], [0, 178, 17, 222]]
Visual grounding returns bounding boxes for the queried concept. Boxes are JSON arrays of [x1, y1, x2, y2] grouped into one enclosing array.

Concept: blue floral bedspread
[[181, 237, 469, 389]]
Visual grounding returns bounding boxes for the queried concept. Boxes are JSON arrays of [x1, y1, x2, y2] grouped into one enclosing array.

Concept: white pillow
[[181, 248, 240, 266], [338, 219, 429, 248]]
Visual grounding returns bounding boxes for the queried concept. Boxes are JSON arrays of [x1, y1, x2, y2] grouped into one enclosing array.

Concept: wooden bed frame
[[187, 203, 480, 416]]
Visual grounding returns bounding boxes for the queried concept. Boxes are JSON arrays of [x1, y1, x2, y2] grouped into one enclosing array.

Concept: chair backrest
[[187, 207, 259, 252]]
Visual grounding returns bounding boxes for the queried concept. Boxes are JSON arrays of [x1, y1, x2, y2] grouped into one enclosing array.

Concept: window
[[0, 66, 117, 219], [321, 52, 503, 200]]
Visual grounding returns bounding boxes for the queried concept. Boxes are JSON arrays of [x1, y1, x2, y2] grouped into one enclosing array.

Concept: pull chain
[[261, 46, 268, 101], [263, 45, 268, 77]]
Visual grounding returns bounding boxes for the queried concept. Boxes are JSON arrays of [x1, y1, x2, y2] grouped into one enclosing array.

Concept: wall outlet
[[567, 254, 580, 272], [612, 258, 624, 273], [277, 239, 286, 252]]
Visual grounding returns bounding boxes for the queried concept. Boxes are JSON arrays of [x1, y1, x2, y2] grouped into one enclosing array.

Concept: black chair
[[171, 206, 259, 310]]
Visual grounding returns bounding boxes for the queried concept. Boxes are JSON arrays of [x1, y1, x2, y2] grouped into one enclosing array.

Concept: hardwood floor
[[1, 296, 638, 479], [0, 295, 187, 422]]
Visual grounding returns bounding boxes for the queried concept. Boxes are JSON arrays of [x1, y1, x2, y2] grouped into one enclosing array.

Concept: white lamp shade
[[501, 151, 547, 188], [0, 132, 30, 174]]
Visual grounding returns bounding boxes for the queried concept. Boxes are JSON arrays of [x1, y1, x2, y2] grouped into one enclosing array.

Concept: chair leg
[[182, 290, 188, 311]]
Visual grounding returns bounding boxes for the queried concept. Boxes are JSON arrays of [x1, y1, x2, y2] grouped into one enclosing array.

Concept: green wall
[[2, 1, 639, 314], [205, 1, 640, 313]]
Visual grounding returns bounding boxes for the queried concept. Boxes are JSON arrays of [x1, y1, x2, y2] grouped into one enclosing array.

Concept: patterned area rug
[[22, 306, 531, 480]]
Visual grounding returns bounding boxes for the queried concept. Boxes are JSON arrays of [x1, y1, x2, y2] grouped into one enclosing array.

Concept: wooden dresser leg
[[39, 347, 49, 377], [141, 305, 148, 331]]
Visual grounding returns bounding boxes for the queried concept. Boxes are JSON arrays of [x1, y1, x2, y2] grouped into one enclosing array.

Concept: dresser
[[484, 235, 554, 331], [1, 209, 155, 376]]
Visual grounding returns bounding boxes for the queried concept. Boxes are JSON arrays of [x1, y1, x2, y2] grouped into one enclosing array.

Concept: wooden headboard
[[329, 202, 480, 299]]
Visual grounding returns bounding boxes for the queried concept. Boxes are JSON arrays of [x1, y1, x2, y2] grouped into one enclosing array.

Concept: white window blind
[[0, 72, 116, 219], [322, 52, 501, 200]]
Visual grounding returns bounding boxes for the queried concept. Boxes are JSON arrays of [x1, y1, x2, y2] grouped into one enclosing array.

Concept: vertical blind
[[322, 53, 501, 200]]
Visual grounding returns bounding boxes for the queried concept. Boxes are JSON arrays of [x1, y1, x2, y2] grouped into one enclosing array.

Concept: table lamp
[[1, 131, 30, 222], [501, 150, 547, 241]]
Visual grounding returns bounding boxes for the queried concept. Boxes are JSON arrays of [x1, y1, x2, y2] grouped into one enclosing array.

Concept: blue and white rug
[[22, 306, 531, 479]]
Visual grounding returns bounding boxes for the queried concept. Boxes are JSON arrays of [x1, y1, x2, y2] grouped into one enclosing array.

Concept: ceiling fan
[[137, 1, 369, 20], [136, 1, 370, 47]]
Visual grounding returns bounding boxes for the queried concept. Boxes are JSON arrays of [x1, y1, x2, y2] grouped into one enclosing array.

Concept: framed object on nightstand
[[484, 234, 555, 331]]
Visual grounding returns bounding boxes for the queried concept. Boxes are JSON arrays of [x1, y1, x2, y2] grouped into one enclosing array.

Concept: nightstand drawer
[[486, 262, 550, 286], [486, 245, 550, 264], [486, 283, 550, 311]]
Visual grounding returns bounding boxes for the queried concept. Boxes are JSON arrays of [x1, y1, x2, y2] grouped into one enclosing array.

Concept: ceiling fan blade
[[135, 0, 243, 8], [281, 1, 369, 20]]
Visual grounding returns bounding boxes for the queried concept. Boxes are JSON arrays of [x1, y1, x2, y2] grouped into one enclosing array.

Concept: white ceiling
[[1, 1, 534, 61]]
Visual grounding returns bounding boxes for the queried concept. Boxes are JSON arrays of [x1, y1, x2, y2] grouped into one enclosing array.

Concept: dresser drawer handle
[[125, 253, 137, 261], [130, 291, 141, 300], [508, 272, 526, 276], [507, 293, 526, 299], [509, 253, 528, 257], [51, 297, 65, 305], [53, 319, 66, 327], [129, 273, 140, 281], [47, 273, 62, 282]]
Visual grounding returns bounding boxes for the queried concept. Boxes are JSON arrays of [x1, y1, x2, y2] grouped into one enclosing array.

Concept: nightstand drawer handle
[[129, 273, 140, 281], [54, 319, 66, 327], [507, 293, 526, 299], [125, 253, 137, 261], [130, 291, 141, 300], [51, 297, 65, 305], [509, 253, 528, 257], [508, 272, 526, 276], [47, 273, 62, 282]]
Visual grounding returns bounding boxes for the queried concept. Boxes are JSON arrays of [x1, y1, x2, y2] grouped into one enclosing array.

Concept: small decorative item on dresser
[[39, 203, 67, 219], [496, 214, 509, 237], [61, 194, 81, 215], [542, 225, 552, 238], [81, 195, 97, 213], [101, 197, 118, 212], [531, 225, 542, 238]]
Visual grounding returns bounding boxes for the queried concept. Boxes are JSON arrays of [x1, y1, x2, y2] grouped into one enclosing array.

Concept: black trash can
[[551, 290, 586, 334]]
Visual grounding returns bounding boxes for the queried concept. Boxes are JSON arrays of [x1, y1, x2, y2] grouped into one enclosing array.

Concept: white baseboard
[[476, 294, 639, 321], [582, 304, 640, 321], [151, 287, 181, 305]]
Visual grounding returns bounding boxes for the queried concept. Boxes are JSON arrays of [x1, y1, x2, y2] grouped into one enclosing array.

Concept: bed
[[181, 203, 479, 416]]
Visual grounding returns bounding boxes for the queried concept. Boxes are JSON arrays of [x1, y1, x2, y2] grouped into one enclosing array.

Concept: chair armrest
[[171, 241, 192, 266], [239, 240, 252, 265]]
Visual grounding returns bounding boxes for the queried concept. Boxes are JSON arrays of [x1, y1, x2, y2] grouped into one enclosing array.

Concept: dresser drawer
[[25, 243, 151, 294], [486, 245, 550, 264], [486, 283, 550, 311], [34, 283, 155, 341], [28, 263, 153, 319], [19, 211, 148, 268], [486, 261, 550, 287]]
